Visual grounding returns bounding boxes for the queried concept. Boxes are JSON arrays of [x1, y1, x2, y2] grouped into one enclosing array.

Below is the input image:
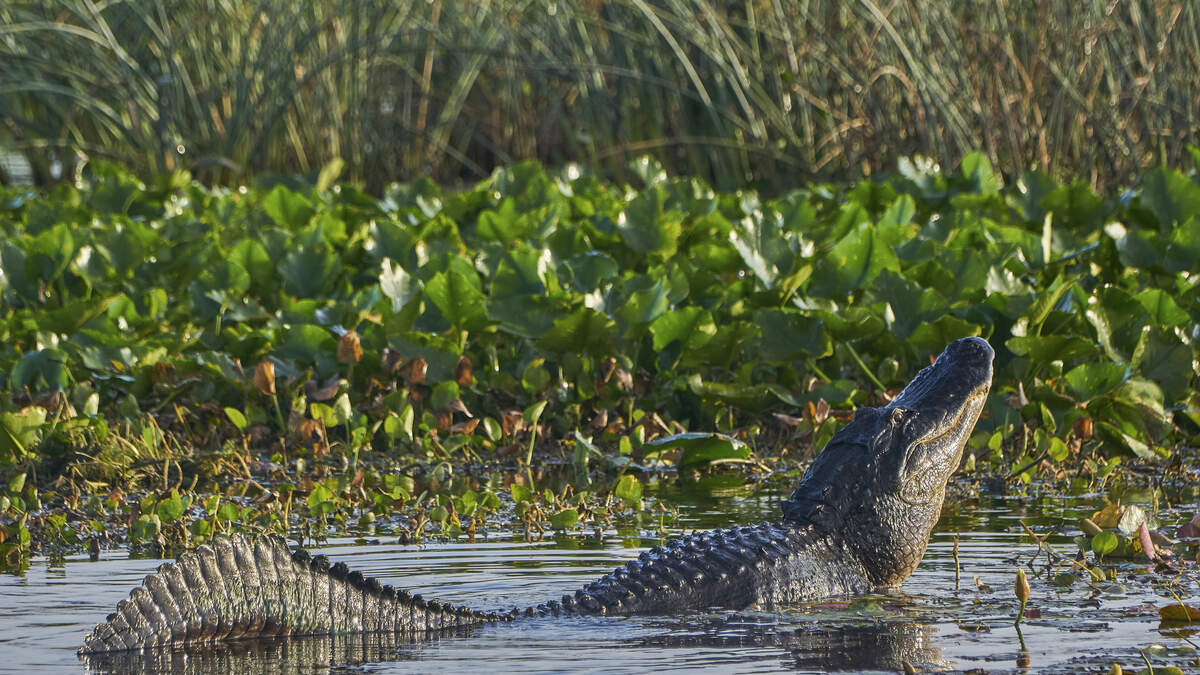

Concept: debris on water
[[1158, 603, 1200, 623]]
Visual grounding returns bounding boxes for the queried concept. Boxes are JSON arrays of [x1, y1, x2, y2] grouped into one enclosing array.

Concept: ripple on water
[[1, 488, 1197, 673]]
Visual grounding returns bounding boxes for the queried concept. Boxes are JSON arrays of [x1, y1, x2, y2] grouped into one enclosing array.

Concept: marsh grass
[[1, 1, 1198, 191]]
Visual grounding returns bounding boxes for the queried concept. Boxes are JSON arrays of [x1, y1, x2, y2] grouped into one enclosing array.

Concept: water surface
[[2, 481, 1197, 673]]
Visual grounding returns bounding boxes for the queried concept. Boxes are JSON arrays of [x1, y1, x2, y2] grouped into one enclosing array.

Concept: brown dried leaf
[[454, 356, 474, 387], [381, 348, 404, 375], [1073, 416, 1093, 438], [1092, 504, 1123, 529], [613, 368, 633, 393], [1159, 604, 1200, 622], [450, 418, 480, 435], [502, 409, 525, 437], [647, 412, 671, 435], [295, 417, 323, 443], [253, 361, 276, 396], [806, 398, 830, 425], [599, 357, 617, 384], [337, 331, 362, 364], [590, 409, 609, 430], [399, 356, 427, 385]]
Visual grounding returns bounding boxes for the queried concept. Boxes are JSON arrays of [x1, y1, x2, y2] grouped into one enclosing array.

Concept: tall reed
[[1, 0, 1197, 192]]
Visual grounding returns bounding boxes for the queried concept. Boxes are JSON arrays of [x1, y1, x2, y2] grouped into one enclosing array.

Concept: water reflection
[[630, 618, 947, 672], [2, 483, 1197, 674], [81, 630, 471, 675], [81, 618, 945, 674]]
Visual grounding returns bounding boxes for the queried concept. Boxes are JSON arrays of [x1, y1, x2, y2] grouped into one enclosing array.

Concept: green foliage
[[0, 155, 1199, 562]]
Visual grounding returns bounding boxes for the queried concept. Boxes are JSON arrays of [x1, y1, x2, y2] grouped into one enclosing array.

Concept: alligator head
[[781, 336, 994, 586]]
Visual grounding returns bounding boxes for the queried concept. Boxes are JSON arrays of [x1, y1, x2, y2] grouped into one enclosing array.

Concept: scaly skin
[[80, 337, 994, 654]]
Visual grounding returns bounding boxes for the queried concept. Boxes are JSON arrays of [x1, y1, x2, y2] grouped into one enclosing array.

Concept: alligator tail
[[79, 534, 504, 654]]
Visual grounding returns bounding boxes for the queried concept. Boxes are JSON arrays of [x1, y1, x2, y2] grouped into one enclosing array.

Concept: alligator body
[[80, 336, 994, 654]]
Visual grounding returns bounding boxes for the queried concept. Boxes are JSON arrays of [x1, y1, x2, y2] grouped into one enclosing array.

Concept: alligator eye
[[891, 408, 905, 425]]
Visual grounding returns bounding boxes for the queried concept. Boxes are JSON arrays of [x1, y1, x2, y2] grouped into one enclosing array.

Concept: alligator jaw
[[780, 336, 994, 585]]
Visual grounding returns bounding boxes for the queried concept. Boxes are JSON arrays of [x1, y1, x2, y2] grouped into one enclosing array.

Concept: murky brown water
[[2, 479, 1197, 673]]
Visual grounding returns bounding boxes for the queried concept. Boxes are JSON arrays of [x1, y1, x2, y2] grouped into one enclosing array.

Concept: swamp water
[[1, 480, 1197, 674]]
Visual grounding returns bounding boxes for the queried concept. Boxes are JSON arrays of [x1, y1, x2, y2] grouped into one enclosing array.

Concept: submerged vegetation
[[0, 154, 1198, 568]]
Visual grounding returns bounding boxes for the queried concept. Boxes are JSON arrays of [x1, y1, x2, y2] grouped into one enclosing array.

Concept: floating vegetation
[[0, 155, 1198, 567]]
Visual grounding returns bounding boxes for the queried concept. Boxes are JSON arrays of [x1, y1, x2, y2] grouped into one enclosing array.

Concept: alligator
[[79, 336, 994, 655]]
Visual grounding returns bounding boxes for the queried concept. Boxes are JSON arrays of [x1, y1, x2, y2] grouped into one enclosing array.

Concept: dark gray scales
[[80, 337, 994, 655]]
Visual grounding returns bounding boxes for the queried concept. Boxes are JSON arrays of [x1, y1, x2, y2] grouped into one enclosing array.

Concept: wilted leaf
[[337, 331, 362, 364], [1159, 604, 1200, 623]]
